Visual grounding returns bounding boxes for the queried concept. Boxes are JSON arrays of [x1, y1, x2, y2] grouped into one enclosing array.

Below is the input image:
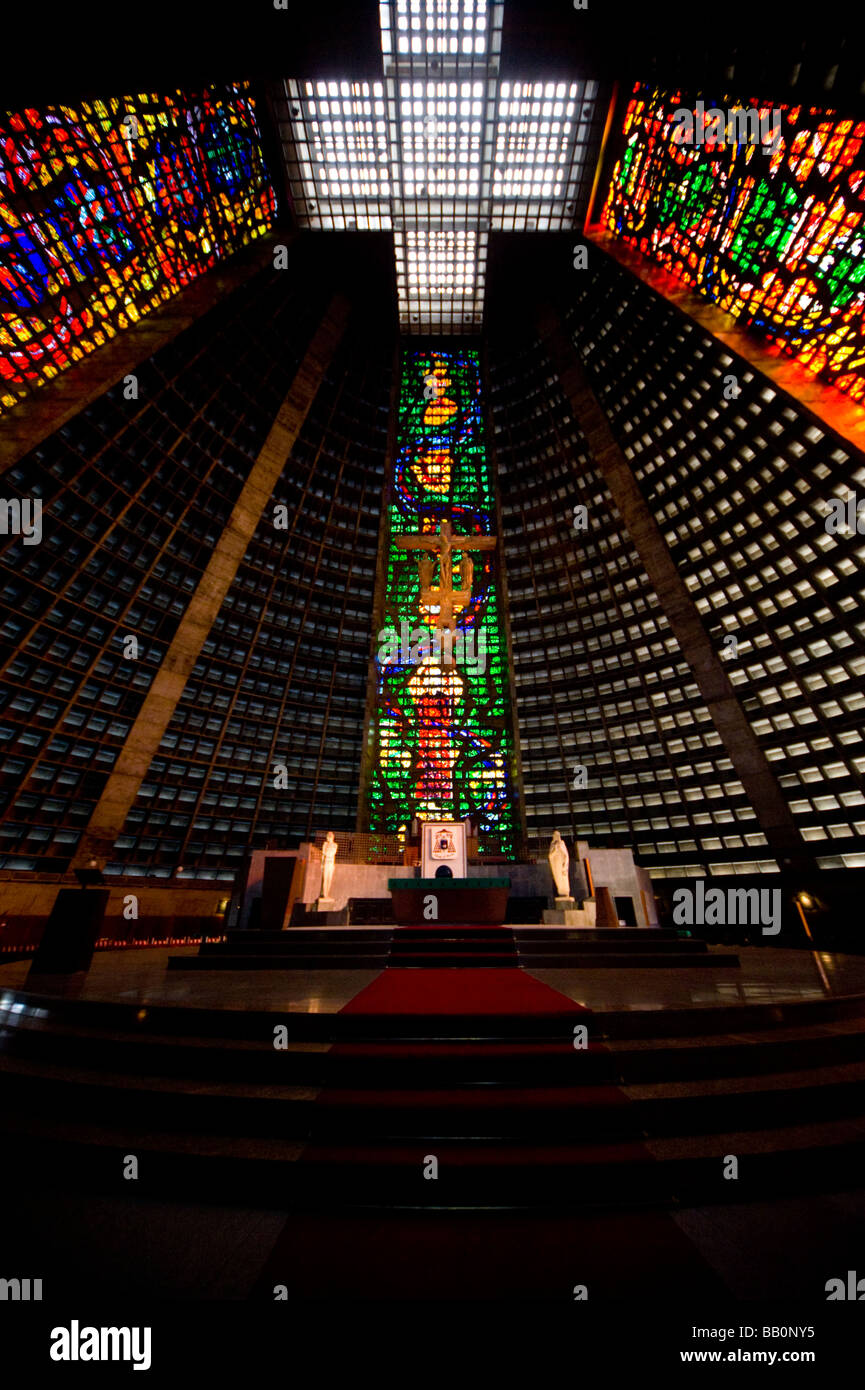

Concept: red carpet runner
[[339, 966, 591, 1014], [272, 966, 726, 1298]]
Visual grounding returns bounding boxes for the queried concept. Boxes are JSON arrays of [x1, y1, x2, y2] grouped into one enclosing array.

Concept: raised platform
[[287, 895, 550, 926], [0, 946, 863, 1214], [388, 926, 520, 967], [166, 926, 738, 970]]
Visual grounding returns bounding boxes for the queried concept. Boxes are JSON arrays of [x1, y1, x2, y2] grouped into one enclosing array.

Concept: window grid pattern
[[112, 316, 391, 877], [379, 0, 495, 62], [0, 263, 325, 874], [491, 330, 774, 878], [563, 252, 865, 872], [272, 2, 602, 332]]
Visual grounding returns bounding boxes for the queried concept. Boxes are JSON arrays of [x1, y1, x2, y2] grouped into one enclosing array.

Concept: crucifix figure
[[394, 517, 496, 634]]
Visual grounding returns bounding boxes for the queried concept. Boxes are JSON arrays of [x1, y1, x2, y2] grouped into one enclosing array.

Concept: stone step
[[514, 934, 692, 945], [8, 1013, 865, 1084], [7, 979, 865, 1042], [3, 1105, 865, 1208], [169, 952, 390, 971], [5, 1048, 865, 1139]]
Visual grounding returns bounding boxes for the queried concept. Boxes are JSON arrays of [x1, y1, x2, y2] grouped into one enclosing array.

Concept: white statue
[[320, 831, 338, 900], [548, 831, 570, 898]]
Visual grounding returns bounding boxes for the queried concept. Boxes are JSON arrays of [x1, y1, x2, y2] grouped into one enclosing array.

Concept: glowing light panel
[[605, 83, 865, 403], [380, 0, 495, 63], [0, 83, 276, 413], [368, 347, 515, 853], [276, 2, 602, 332], [395, 227, 486, 331]]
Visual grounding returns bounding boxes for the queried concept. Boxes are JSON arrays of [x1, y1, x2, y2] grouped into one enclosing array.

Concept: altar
[[238, 830, 658, 930], [237, 484, 658, 934]]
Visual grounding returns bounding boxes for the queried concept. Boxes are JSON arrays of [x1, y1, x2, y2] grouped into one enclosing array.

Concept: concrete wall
[[578, 844, 656, 928], [303, 863, 415, 910], [635, 866, 660, 927], [0, 845, 654, 931], [300, 860, 575, 910], [300, 856, 650, 914], [0, 877, 229, 922]]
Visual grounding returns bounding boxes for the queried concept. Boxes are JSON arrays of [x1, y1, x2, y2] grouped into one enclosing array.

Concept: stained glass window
[[0, 83, 275, 413], [605, 83, 865, 402], [368, 347, 516, 854]]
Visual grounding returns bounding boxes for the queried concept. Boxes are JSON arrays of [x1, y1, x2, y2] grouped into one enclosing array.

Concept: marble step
[[3, 1104, 865, 1208]]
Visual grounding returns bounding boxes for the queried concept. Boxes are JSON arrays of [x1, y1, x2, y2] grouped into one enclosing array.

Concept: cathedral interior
[[1, 0, 865, 1342]]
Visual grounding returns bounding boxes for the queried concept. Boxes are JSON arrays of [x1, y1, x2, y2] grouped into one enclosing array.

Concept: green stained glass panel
[[367, 347, 515, 855]]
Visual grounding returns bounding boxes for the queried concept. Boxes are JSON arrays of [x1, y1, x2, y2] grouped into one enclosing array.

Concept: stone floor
[[1, 943, 862, 1012], [532, 945, 857, 1010], [2, 1182, 864, 1301], [3, 942, 865, 1302]]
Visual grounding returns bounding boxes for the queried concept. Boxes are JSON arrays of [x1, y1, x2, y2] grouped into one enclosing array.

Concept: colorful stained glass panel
[[0, 83, 276, 412], [368, 347, 515, 854], [605, 83, 865, 402]]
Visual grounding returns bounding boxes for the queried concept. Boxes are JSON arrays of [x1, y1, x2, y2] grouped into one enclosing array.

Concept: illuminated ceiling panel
[[279, 79, 394, 229], [491, 80, 595, 231], [395, 227, 487, 332], [273, 1, 605, 332], [398, 81, 485, 198], [379, 0, 500, 67]]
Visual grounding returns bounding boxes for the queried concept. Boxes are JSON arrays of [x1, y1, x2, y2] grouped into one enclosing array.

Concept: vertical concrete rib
[[73, 294, 351, 867], [538, 306, 808, 866], [355, 342, 400, 833]]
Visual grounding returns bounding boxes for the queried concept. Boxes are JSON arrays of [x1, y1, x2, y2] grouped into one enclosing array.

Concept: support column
[[539, 306, 809, 870], [72, 293, 350, 868], [355, 343, 401, 834]]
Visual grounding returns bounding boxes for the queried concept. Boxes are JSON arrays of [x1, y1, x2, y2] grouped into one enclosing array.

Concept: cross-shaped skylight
[[379, 0, 496, 61], [272, 1, 604, 332]]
